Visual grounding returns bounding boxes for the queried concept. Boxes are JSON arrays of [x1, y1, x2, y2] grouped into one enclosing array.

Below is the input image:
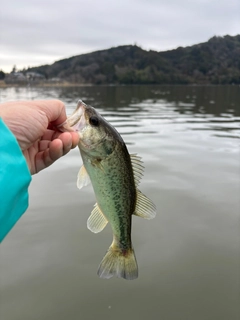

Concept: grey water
[[0, 85, 239, 320]]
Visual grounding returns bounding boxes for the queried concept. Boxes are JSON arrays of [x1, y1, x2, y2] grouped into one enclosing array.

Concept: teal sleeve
[[0, 118, 32, 242]]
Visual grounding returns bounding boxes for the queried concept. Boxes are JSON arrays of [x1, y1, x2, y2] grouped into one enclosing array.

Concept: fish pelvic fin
[[134, 189, 156, 219], [77, 165, 91, 189], [97, 241, 138, 280]]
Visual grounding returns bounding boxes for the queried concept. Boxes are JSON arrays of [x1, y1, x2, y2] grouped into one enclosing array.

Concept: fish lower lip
[[66, 101, 86, 131], [71, 116, 86, 132], [55, 100, 87, 133], [55, 114, 84, 132]]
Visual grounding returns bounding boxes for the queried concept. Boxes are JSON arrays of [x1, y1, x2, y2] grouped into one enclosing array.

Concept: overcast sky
[[0, 0, 239, 73]]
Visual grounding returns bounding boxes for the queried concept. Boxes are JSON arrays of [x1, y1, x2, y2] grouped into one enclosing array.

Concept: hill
[[26, 34, 240, 85]]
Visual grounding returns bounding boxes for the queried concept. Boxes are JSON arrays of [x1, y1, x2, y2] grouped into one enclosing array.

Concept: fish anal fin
[[130, 154, 144, 186], [77, 165, 91, 189], [134, 189, 156, 220], [87, 204, 108, 233]]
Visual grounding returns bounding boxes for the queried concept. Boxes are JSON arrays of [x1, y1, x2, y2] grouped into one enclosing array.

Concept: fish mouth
[[67, 100, 86, 131], [57, 99, 107, 149], [57, 100, 86, 132]]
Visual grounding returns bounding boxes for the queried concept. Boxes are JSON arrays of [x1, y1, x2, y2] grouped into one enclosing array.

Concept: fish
[[64, 100, 156, 280]]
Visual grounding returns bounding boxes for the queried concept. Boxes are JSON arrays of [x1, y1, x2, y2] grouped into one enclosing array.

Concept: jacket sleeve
[[0, 118, 32, 242]]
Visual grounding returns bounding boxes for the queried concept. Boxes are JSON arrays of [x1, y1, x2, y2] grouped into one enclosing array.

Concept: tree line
[[2, 34, 240, 85]]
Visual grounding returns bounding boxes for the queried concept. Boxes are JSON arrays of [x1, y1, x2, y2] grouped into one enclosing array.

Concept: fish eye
[[89, 116, 99, 127]]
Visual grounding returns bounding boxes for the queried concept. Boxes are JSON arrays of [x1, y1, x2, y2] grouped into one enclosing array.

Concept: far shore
[[0, 80, 94, 88], [0, 80, 237, 88]]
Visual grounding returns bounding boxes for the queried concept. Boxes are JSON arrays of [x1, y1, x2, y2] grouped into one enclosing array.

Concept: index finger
[[34, 99, 67, 127]]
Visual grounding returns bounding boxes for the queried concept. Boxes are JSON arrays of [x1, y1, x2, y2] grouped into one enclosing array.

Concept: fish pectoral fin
[[91, 158, 105, 172], [130, 154, 144, 186], [134, 189, 156, 220], [77, 165, 91, 189], [87, 204, 108, 233]]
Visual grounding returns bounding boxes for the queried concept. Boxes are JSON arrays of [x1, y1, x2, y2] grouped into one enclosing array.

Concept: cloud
[[0, 0, 239, 72]]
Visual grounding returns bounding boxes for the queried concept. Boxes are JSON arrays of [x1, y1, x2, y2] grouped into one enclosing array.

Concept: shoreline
[[0, 80, 94, 88], [0, 80, 238, 88]]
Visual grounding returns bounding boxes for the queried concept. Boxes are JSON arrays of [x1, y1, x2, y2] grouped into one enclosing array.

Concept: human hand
[[0, 100, 79, 174]]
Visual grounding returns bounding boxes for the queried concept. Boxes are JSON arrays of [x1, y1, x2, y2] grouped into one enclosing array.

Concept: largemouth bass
[[65, 100, 156, 280]]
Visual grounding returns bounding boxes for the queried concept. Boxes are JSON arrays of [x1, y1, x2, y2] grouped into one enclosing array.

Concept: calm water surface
[[0, 85, 239, 320]]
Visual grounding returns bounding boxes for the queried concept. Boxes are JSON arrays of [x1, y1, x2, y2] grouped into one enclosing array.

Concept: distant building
[[4, 71, 45, 84], [48, 77, 62, 83], [26, 72, 45, 81], [4, 72, 27, 84]]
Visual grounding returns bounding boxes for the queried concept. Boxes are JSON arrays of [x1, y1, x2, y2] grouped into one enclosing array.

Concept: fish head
[[66, 100, 117, 157]]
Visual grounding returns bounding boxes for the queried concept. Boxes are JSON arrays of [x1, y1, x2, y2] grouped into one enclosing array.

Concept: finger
[[34, 133, 79, 173], [40, 130, 79, 147], [71, 132, 80, 148], [53, 132, 72, 156], [38, 140, 51, 152], [47, 132, 74, 154], [3, 99, 68, 127], [34, 100, 68, 127], [57, 131, 79, 150], [41, 129, 60, 141], [35, 140, 64, 172], [40, 134, 72, 169]]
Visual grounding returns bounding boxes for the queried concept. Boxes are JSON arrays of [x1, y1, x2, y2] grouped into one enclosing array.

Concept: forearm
[[0, 118, 32, 242]]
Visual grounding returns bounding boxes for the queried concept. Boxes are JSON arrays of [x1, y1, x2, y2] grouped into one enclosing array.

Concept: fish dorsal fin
[[77, 165, 91, 189], [130, 154, 144, 186], [134, 189, 156, 220], [87, 204, 108, 233]]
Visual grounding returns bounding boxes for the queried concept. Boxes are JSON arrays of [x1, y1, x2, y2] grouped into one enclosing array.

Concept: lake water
[[0, 85, 239, 320]]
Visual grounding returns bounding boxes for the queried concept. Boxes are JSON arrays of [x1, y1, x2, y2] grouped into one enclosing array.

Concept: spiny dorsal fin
[[130, 154, 144, 186], [134, 189, 156, 220], [77, 165, 91, 189], [87, 204, 108, 233]]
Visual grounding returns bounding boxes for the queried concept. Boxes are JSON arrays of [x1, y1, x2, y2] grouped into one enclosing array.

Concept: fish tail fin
[[97, 242, 138, 280]]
